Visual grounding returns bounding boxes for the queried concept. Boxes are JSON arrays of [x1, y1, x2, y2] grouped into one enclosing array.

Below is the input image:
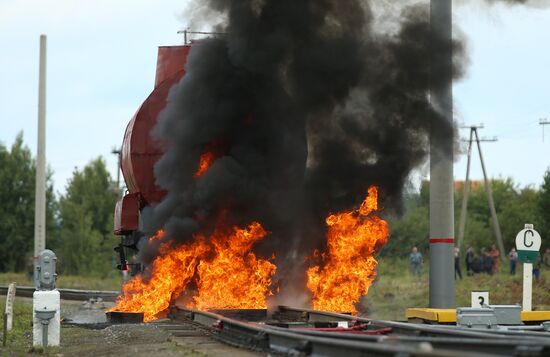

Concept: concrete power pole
[[34, 35, 47, 266], [474, 130, 505, 261], [111, 146, 122, 196], [429, 0, 455, 309], [457, 126, 505, 262]]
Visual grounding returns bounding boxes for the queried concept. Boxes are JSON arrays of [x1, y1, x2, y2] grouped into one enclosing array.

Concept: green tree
[[388, 177, 543, 258], [57, 157, 118, 276], [538, 169, 550, 244], [383, 191, 429, 256], [499, 187, 541, 252], [0, 133, 56, 272], [456, 178, 522, 252]]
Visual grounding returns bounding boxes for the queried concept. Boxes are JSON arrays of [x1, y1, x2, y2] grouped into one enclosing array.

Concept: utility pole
[[34, 35, 47, 272], [457, 125, 505, 262], [177, 29, 226, 44], [429, 0, 454, 309], [111, 146, 122, 195], [540, 118, 550, 142]]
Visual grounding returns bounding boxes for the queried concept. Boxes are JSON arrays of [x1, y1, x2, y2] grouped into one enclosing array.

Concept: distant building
[[453, 180, 484, 193], [421, 180, 500, 193]]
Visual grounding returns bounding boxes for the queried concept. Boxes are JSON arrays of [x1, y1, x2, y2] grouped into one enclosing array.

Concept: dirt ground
[[58, 320, 264, 357], [1, 298, 264, 357]]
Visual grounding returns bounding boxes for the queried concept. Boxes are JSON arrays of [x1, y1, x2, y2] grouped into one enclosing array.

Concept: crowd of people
[[409, 245, 550, 279]]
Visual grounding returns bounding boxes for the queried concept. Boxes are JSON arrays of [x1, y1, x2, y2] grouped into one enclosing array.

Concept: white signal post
[[5, 283, 16, 331], [523, 263, 533, 312], [515, 224, 542, 312]]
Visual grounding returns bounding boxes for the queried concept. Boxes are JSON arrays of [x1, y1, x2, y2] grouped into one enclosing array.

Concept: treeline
[[1, 133, 548, 276], [0, 133, 118, 277], [384, 175, 550, 256]]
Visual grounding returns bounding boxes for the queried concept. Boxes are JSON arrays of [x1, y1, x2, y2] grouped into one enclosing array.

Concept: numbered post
[[471, 291, 489, 308], [515, 224, 542, 312]]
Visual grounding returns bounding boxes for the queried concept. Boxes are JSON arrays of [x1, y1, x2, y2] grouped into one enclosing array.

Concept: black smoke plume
[[140, 0, 467, 301]]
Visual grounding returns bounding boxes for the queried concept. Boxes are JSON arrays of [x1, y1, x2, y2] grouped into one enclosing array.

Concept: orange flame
[[110, 222, 275, 322], [148, 229, 164, 242], [194, 150, 216, 178], [306, 186, 389, 313], [193, 222, 276, 310]]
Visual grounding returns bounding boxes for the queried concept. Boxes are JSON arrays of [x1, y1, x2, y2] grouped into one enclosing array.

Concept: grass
[[367, 257, 550, 320], [1, 259, 549, 328], [0, 260, 548, 354], [0, 272, 122, 291], [0, 299, 201, 356], [0, 298, 36, 355]]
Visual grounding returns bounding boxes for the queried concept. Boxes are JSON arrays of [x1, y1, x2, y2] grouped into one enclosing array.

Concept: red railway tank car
[[113, 45, 192, 271]]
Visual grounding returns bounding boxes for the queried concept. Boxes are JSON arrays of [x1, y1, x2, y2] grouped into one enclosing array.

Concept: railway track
[[161, 305, 550, 357], [0, 285, 118, 302], [3, 286, 549, 355]]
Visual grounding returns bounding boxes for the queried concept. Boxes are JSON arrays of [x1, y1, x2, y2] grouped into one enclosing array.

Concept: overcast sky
[[0, 0, 549, 196]]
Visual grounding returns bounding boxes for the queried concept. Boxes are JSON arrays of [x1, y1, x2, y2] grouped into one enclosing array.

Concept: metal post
[[473, 129, 506, 262], [429, 0, 455, 309], [34, 34, 47, 277], [457, 129, 473, 249], [42, 322, 49, 348], [523, 263, 533, 311], [111, 147, 122, 195]]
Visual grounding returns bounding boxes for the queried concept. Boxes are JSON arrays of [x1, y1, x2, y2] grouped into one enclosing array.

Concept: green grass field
[[0, 259, 549, 354], [1, 258, 548, 327], [0, 298, 38, 355], [0, 272, 123, 291], [368, 257, 550, 320]]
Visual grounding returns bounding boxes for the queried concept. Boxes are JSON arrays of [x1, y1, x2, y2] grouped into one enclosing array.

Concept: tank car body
[[113, 45, 192, 271]]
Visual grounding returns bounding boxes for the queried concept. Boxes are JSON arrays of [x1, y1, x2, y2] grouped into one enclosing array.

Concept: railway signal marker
[[471, 291, 489, 308], [515, 224, 542, 312]]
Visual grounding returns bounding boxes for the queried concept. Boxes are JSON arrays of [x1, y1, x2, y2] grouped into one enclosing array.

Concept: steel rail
[[264, 324, 550, 357], [171, 308, 498, 357], [278, 306, 550, 341], [0, 285, 119, 302], [415, 322, 550, 339], [278, 306, 502, 339]]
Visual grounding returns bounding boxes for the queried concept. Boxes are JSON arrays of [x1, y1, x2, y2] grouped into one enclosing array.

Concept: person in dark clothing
[[465, 246, 475, 276], [409, 246, 423, 277], [454, 247, 462, 280], [471, 253, 483, 274], [481, 248, 494, 275]]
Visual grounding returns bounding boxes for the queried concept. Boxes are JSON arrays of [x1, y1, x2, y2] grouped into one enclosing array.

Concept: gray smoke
[[141, 1, 468, 299]]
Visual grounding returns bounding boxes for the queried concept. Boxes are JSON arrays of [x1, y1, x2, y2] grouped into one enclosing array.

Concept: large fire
[[110, 222, 276, 321], [112, 186, 388, 320], [193, 222, 275, 310], [194, 150, 216, 178], [306, 186, 389, 313]]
